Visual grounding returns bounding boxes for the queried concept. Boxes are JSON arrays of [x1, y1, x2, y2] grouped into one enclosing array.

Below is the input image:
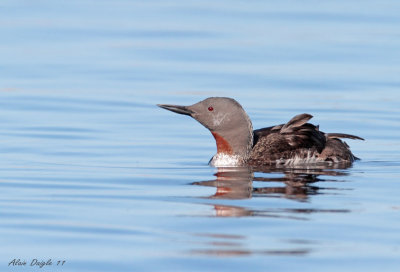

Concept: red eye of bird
[[208, 106, 213, 111]]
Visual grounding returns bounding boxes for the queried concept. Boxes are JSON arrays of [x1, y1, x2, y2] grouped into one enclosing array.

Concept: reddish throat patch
[[211, 132, 233, 155]]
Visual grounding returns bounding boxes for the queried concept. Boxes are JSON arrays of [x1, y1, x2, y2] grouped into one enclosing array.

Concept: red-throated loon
[[158, 97, 364, 167]]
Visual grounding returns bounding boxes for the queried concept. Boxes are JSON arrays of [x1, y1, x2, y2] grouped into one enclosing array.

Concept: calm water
[[1, 1, 400, 271]]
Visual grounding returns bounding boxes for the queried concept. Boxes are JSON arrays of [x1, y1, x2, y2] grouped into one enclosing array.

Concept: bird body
[[158, 97, 363, 167]]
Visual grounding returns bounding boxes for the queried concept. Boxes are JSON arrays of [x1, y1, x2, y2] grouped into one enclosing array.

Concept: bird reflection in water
[[192, 164, 352, 217], [189, 165, 352, 257]]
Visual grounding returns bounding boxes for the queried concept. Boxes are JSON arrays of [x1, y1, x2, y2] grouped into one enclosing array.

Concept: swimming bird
[[158, 97, 363, 167]]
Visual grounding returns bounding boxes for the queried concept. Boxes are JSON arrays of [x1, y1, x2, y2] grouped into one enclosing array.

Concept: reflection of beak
[[157, 104, 194, 116]]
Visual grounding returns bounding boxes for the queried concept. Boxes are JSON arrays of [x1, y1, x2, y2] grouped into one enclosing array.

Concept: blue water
[[1, 1, 400, 271]]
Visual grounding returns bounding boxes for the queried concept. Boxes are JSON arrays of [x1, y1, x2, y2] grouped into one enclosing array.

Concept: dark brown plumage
[[249, 113, 363, 166]]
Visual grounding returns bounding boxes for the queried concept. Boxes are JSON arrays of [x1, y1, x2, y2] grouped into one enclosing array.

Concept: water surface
[[1, 1, 400, 271]]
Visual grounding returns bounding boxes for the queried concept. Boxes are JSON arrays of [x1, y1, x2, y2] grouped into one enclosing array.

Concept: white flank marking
[[275, 151, 322, 166]]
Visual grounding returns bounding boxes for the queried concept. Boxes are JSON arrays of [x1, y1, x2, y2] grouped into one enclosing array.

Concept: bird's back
[[248, 113, 363, 166]]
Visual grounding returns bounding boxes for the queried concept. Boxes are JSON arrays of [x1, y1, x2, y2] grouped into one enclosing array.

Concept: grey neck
[[223, 124, 254, 161]]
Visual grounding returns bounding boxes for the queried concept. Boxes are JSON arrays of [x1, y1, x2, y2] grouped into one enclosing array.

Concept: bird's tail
[[325, 133, 364, 141]]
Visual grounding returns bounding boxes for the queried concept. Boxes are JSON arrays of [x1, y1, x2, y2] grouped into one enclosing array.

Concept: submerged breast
[[209, 153, 243, 167]]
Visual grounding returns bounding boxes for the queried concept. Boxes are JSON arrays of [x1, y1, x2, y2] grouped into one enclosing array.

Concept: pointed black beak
[[157, 104, 194, 116]]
